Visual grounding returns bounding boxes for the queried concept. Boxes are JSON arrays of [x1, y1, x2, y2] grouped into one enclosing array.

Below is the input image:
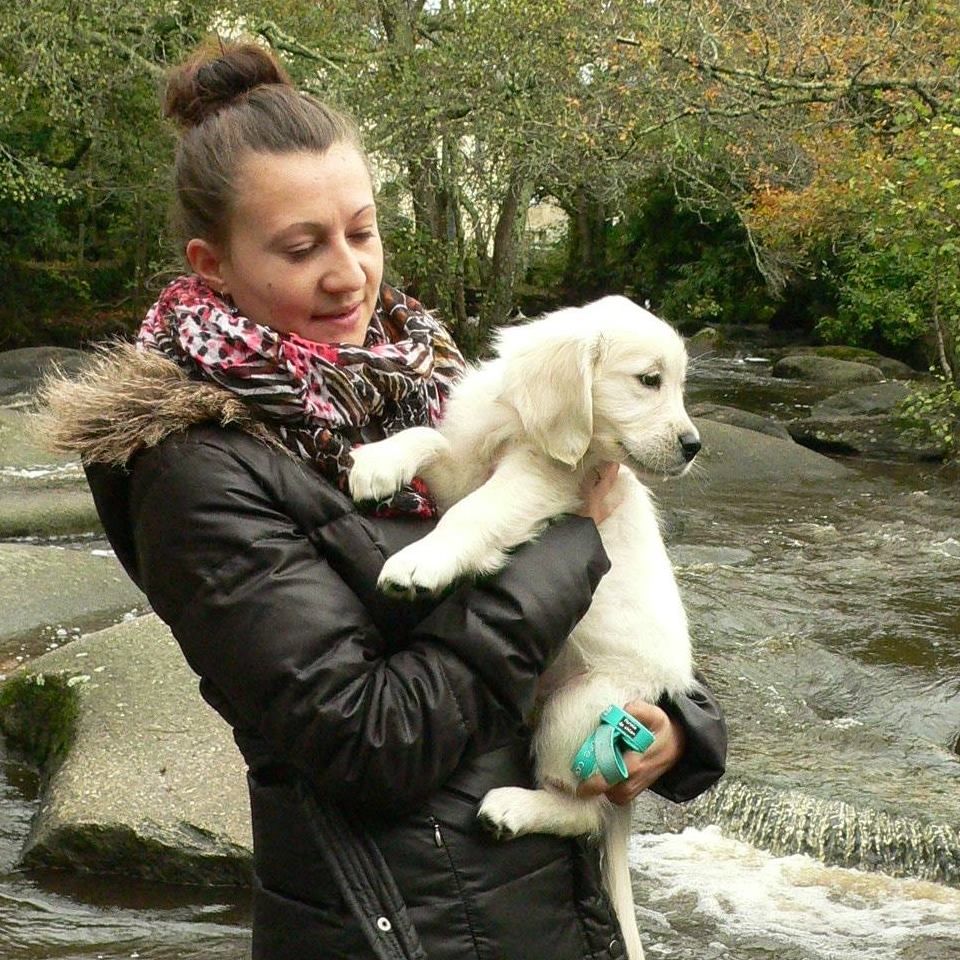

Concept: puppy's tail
[[602, 803, 645, 960]]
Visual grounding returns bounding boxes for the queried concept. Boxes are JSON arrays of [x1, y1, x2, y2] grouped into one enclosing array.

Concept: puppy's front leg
[[348, 427, 451, 502], [378, 448, 581, 597]]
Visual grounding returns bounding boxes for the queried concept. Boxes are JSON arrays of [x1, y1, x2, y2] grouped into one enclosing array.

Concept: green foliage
[[2, 0, 959, 362], [608, 179, 776, 331], [815, 109, 960, 393], [817, 246, 929, 347], [0, 1, 203, 342], [900, 379, 960, 456]]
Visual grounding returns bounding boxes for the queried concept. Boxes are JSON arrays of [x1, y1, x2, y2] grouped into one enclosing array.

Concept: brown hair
[[163, 40, 365, 248]]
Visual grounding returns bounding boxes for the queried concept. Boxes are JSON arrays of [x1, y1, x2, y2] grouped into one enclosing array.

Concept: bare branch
[[256, 20, 351, 73]]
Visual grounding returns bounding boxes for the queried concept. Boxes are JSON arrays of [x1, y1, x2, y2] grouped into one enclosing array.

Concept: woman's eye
[[637, 372, 662, 389], [286, 246, 314, 260]]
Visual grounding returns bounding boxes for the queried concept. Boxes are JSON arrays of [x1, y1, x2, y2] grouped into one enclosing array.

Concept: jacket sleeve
[[650, 671, 727, 803], [129, 437, 610, 814]]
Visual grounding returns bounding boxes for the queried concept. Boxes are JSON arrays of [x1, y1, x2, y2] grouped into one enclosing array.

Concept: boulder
[[772, 354, 884, 384], [686, 327, 722, 358], [683, 418, 851, 489], [811, 381, 911, 417], [0, 614, 252, 884], [0, 543, 145, 662], [785, 382, 947, 461], [771, 345, 919, 380], [0, 486, 100, 539], [0, 408, 78, 473], [0, 408, 100, 538], [688, 402, 793, 441], [786, 414, 948, 461], [0, 347, 88, 400]]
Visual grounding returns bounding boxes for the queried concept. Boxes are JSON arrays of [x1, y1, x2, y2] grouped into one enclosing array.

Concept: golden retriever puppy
[[349, 296, 701, 960]]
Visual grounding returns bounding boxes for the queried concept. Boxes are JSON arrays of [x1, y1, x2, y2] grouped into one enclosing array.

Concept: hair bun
[[164, 41, 291, 129]]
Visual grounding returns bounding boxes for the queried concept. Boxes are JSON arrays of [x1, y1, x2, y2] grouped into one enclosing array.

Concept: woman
[[46, 41, 725, 960]]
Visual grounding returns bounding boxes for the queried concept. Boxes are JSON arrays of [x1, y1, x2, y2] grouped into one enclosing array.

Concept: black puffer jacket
[[55, 348, 726, 960]]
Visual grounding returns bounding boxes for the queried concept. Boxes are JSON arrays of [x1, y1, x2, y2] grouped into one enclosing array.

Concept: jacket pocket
[[253, 882, 371, 960], [247, 773, 344, 909]]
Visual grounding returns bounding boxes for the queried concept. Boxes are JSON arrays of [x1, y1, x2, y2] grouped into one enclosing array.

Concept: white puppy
[[349, 296, 700, 960]]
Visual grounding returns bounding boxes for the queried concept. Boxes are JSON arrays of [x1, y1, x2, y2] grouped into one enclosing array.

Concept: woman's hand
[[575, 700, 686, 806], [577, 462, 621, 527]]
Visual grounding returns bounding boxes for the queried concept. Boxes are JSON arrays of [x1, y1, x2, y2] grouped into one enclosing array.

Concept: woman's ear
[[185, 238, 228, 293]]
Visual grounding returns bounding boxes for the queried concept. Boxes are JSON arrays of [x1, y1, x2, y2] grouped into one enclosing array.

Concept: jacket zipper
[[427, 815, 482, 957]]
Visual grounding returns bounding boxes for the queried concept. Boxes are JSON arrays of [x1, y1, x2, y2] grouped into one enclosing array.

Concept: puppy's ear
[[499, 327, 598, 467]]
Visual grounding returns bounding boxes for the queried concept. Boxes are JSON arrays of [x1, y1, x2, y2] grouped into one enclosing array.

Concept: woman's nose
[[321, 238, 366, 292]]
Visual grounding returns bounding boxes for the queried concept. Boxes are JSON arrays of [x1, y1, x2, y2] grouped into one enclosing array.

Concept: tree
[[0, 1, 215, 340]]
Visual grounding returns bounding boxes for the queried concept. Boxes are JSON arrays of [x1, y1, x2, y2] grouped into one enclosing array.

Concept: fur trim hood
[[36, 342, 282, 467]]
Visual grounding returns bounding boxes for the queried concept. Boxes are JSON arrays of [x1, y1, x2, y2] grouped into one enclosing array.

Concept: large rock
[[0, 408, 100, 537], [786, 382, 948, 461], [686, 417, 851, 488], [0, 543, 145, 662], [0, 487, 100, 539], [689, 402, 793, 441], [772, 345, 919, 380], [812, 381, 911, 417], [686, 327, 722, 358], [0, 347, 88, 400], [0, 408, 77, 472], [787, 415, 948, 461], [0, 615, 252, 884], [772, 354, 884, 384]]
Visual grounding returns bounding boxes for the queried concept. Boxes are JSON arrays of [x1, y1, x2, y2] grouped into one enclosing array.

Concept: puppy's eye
[[637, 373, 662, 389]]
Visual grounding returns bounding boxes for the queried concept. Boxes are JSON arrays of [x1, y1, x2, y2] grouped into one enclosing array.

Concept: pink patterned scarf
[[137, 275, 465, 517]]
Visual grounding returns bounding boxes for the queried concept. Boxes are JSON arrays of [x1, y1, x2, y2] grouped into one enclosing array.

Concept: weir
[[667, 777, 960, 887]]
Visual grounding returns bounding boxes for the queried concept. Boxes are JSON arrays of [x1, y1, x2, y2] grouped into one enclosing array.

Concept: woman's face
[[201, 146, 384, 346]]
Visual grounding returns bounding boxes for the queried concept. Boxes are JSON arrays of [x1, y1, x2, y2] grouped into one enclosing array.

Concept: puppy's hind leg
[[477, 786, 605, 839], [348, 427, 451, 502]]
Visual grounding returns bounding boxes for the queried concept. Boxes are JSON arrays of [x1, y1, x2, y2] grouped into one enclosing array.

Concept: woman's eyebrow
[[270, 222, 324, 244], [269, 206, 376, 244]]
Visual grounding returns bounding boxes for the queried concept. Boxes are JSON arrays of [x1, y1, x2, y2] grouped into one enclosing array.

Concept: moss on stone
[[0, 672, 80, 773], [22, 822, 254, 886]]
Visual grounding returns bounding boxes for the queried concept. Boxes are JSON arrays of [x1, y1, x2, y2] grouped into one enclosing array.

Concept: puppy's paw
[[477, 787, 539, 839], [348, 443, 412, 502], [377, 541, 460, 599]]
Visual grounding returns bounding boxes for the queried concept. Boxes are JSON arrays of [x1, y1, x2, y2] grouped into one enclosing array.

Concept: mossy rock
[[772, 346, 918, 380], [2, 615, 252, 884], [772, 355, 884, 384], [687, 327, 723, 358], [0, 672, 79, 771]]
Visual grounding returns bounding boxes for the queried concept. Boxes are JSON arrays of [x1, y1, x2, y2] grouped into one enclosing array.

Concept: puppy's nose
[[679, 432, 701, 462]]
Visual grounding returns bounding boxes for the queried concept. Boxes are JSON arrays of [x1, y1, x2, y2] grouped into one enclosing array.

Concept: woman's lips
[[313, 303, 362, 326]]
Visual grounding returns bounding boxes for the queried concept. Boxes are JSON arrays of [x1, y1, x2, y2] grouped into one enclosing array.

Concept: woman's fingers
[[574, 700, 686, 804], [577, 462, 621, 526]]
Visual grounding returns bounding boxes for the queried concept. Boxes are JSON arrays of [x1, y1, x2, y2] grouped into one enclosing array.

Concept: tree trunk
[[563, 188, 610, 299], [478, 170, 534, 339], [931, 276, 955, 382], [440, 134, 468, 329]]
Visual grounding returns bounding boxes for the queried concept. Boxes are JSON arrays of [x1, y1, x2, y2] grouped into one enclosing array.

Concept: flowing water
[[1, 355, 959, 958]]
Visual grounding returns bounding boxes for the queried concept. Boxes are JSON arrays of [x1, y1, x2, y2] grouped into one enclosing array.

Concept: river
[[1, 354, 959, 958]]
